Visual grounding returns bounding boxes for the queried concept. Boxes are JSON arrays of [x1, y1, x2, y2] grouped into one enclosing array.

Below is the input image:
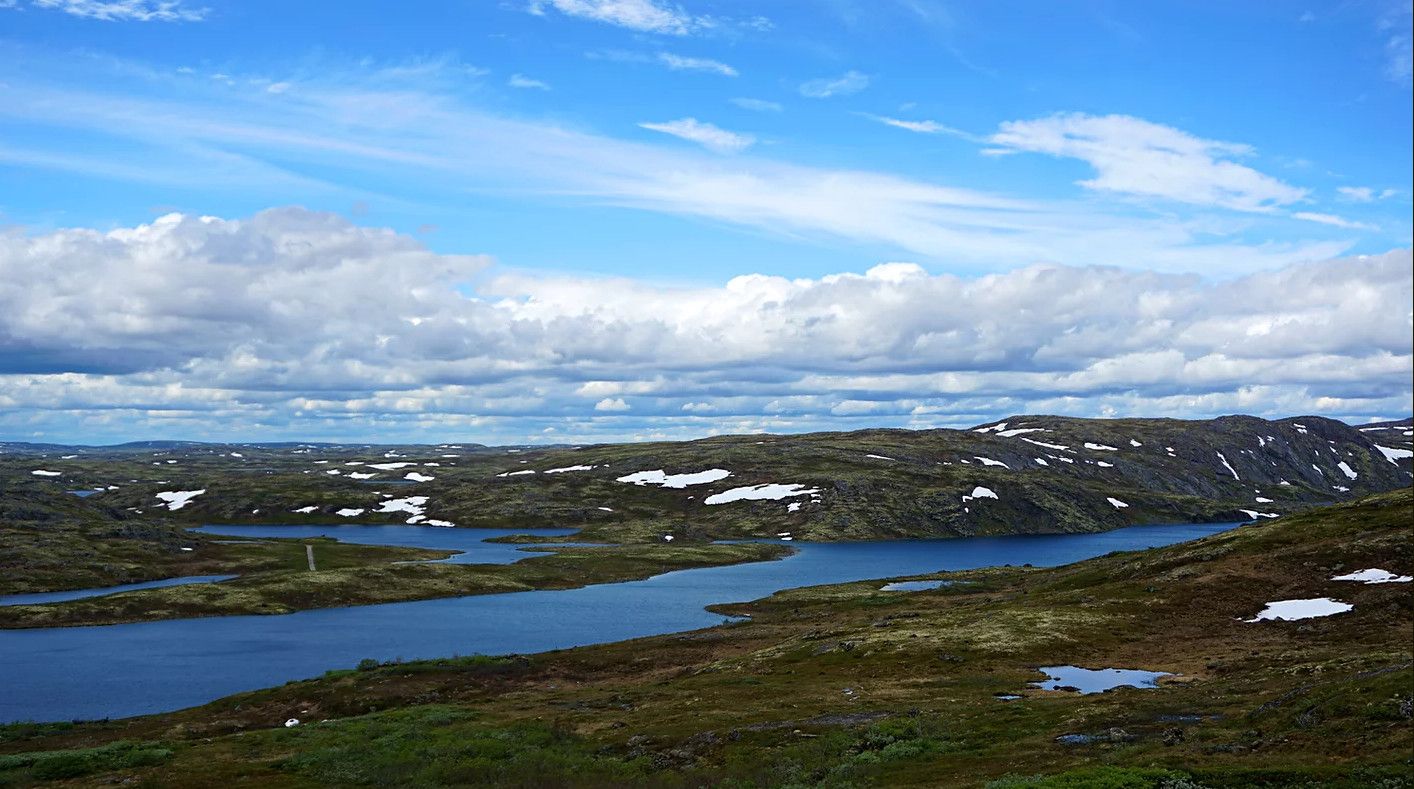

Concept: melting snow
[[865, 454, 895, 461], [1336, 461, 1358, 480], [1245, 598, 1352, 622], [1216, 452, 1240, 480], [1239, 509, 1279, 519], [787, 502, 802, 513], [347, 472, 376, 480], [1084, 442, 1119, 451], [1021, 437, 1070, 451], [545, 465, 596, 474], [335, 508, 365, 517], [1033, 458, 1048, 466], [404, 472, 435, 482], [293, 506, 318, 514], [973, 422, 1008, 433], [368, 462, 415, 471], [704, 483, 819, 505], [617, 469, 731, 488], [30, 470, 61, 477], [974, 457, 1009, 468], [1129, 439, 1142, 447], [1331, 568, 1412, 584], [998, 427, 1048, 437], [1106, 497, 1128, 509], [1255, 496, 1274, 503], [962, 486, 998, 502], [496, 470, 536, 477], [155, 490, 205, 511], [1375, 445, 1413, 463], [1096, 461, 1114, 468]]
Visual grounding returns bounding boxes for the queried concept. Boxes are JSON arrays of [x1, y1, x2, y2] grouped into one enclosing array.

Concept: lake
[[0, 520, 1239, 723]]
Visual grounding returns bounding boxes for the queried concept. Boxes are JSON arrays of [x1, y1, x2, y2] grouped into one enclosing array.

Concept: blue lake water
[[0, 521, 1239, 723], [188, 524, 582, 565], [0, 575, 238, 607], [1031, 665, 1171, 694]]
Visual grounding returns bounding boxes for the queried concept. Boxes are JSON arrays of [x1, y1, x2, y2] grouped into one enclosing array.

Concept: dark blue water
[[0, 521, 1238, 723], [0, 576, 237, 607], [188, 524, 581, 565]]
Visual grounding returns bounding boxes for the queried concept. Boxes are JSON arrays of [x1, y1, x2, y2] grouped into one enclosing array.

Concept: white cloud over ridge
[[0, 210, 1408, 443]]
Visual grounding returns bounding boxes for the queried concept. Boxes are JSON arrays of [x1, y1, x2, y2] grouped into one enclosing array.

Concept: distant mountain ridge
[[13, 412, 1406, 543]]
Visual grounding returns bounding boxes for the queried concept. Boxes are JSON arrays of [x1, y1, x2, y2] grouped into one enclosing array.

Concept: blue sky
[[0, 0, 1410, 444]]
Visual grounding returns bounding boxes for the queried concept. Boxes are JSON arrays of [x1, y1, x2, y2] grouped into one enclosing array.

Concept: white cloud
[[27, 0, 204, 21], [988, 113, 1309, 212], [530, 0, 689, 33], [1380, 2, 1412, 85], [731, 97, 782, 112], [0, 210, 1407, 442], [1292, 211, 1376, 230], [658, 52, 737, 76], [508, 74, 551, 90], [0, 54, 1376, 276], [799, 70, 870, 98], [865, 114, 975, 139], [639, 117, 754, 153], [1337, 186, 1376, 202]]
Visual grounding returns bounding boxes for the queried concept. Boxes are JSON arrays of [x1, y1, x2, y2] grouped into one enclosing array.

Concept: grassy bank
[[1, 489, 1407, 786]]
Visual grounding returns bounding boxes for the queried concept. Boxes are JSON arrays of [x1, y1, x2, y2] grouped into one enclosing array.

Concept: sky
[[0, 0, 1410, 445]]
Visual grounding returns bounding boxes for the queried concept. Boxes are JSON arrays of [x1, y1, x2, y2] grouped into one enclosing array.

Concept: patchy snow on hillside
[[1033, 457, 1048, 466], [155, 489, 205, 511], [348, 472, 376, 479], [1084, 442, 1119, 451], [30, 470, 61, 477], [617, 469, 731, 488], [1245, 598, 1351, 622], [1239, 509, 1279, 519], [1375, 445, 1413, 463], [368, 462, 415, 471], [1129, 439, 1142, 447], [335, 508, 364, 517], [404, 472, 435, 482], [998, 427, 1048, 437], [704, 483, 819, 505], [1331, 568, 1412, 584], [974, 457, 1009, 468], [496, 470, 536, 477], [545, 465, 596, 474], [293, 506, 317, 514], [1021, 437, 1070, 451], [1336, 461, 1358, 480], [1106, 497, 1128, 509], [376, 496, 429, 519], [1216, 452, 1240, 480], [973, 422, 1008, 433], [962, 486, 998, 502]]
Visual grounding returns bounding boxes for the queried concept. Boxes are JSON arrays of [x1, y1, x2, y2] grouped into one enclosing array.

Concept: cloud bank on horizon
[[0, 0, 1409, 443]]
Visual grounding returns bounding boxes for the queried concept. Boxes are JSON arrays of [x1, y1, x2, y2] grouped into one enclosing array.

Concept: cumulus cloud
[[987, 113, 1308, 212], [799, 70, 870, 98], [639, 117, 754, 153], [0, 210, 1408, 443], [26, 0, 204, 21]]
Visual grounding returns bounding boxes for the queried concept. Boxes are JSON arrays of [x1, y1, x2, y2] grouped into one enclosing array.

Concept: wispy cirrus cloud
[[528, 0, 769, 37], [731, 97, 782, 112], [21, 0, 205, 21], [1292, 211, 1377, 231], [799, 70, 870, 98], [657, 52, 738, 76], [987, 113, 1309, 213], [508, 73, 551, 90], [863, 113, 978, 140], [0, 51, 1374, 277], [638, 117, 754, 153]]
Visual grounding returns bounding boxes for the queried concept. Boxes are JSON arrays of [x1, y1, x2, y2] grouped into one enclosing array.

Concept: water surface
[[0, 575, 237, 607], [1, 521, 1237, 722]]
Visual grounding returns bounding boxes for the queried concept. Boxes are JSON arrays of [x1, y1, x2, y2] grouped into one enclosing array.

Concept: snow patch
[[155, 490, 205, 511], [704, 483, 819, 505], [544, 465, 596, 474], [1216, 452, 1240, 480], [1331, 568, 1412, 584], [974, 457, 1009, 468], [404, 472, 435, 482], [1106, 497, 1128, 509], [335, 508, 364, 517], [1084, 442, 1119, 451], [962, 486, 998, 502], [30, 470, 61, 477], [1336, 461, 1358, 480], [1375, 445, 1413, 463], [617, 469, 731, 488], [1245, 598, 1351, 622]]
